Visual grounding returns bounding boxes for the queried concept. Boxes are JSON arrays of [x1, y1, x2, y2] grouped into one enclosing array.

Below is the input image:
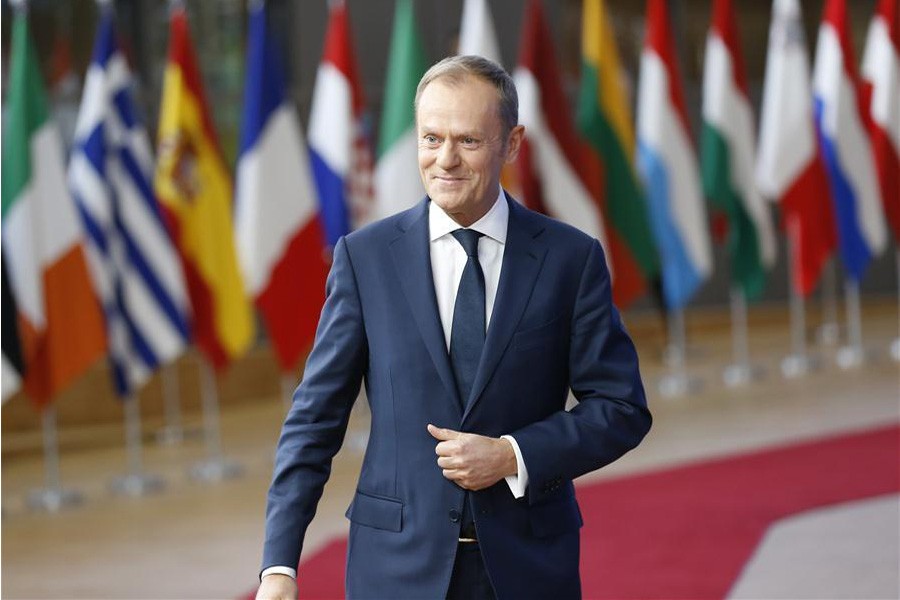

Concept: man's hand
[[256, 573, 296, 600], [427, 424, 517, 491]]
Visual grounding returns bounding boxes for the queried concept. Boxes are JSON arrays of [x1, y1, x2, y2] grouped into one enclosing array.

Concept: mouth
[[432, 175, 467, 184]]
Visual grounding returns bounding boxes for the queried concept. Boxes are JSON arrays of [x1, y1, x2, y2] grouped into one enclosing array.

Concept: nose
[[435, 140, 459, 170]]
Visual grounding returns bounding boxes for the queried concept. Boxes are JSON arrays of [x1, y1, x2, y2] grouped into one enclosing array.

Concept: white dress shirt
[[427, 189, 528, 501], [262, 190, 528, 581]]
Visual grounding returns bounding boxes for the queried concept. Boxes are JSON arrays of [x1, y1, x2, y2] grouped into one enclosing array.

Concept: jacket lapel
[[463, 197, 547, 422], [389, 199, 463, 410]]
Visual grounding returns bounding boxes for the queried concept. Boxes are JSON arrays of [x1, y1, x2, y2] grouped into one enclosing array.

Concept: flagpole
[[156, 363, 186, 444], [781, 218, 819, 378], [836, 279, 866, 369], [817, 258, 841, 346], [723, 286, 762, 387], [110, 395, 165, 496], [658, 308, 702, 398], [892, 248, 900, 362], [346, 391, 370, 452], [280, 373, 294, 413], [27, 406, 82, 512], [189, 359, 243, 482]]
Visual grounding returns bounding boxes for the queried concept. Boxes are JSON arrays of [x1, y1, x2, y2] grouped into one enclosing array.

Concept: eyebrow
[[417, 128, 482, 140]]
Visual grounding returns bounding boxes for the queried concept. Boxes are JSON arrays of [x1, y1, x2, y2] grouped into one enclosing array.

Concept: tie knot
[[451, 229, 483, 258]]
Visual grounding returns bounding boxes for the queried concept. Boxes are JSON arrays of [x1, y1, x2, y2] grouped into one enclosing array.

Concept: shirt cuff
[[261, 566, 297, 580], [500, 434, 528, 499]]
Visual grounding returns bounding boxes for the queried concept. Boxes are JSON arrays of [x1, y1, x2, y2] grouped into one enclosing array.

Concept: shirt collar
[[429, 187, 508, 244]]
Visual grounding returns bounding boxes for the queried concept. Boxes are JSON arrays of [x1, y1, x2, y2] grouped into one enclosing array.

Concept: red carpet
[[245, 424, 900, 599]]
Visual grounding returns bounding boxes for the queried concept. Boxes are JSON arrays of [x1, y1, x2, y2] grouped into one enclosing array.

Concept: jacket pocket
[[345, 490, 403, 532], [513, 315, 564, 352], [528, 495, 583, 538]]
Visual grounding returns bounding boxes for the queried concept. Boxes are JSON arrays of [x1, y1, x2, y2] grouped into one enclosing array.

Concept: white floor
[[729, 494, 900, 599]]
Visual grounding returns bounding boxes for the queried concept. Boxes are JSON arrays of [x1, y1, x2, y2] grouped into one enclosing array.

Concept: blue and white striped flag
[[68, 7, 191, 396]]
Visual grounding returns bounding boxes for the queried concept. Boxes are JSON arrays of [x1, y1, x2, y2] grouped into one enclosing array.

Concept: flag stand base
[[836, 280, 867, 370], [26, 487, 82, 513], [722, 363, 764, 388], [657, 373, 703, 398], [29, 407, 81, 512], [781, 353, 820, 379], [836, 345, 867, 370], [657, 308, 702, 398], [189, 457, 244, 483], [110, 473, 166, 497], [188, 361, 244, 483]]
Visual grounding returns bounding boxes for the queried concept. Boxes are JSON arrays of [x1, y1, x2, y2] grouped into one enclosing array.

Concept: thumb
[[427, 423, 458, 441]]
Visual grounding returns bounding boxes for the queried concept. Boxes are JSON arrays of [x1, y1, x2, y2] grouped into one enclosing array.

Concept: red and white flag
[[512, 0, 609, 264], [756, 0, 837, 296], [861, 0, 900, 242]]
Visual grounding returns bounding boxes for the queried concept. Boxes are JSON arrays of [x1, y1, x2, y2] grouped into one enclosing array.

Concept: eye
[[462, 136, 477, 146], [422, 134, 439, 145]]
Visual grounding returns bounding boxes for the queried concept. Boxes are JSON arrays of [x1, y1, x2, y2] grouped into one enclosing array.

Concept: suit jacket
[[262, 194, 651, 599]]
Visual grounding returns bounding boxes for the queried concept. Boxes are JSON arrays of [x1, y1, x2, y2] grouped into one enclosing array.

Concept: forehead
[[416, 76, 502, 131]]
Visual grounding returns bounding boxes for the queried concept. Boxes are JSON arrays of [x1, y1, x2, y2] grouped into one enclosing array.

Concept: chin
[[429, 194, 462, 212]]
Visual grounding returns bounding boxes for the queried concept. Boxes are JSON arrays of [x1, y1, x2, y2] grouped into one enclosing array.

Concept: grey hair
[[414, 55, 518, 135]]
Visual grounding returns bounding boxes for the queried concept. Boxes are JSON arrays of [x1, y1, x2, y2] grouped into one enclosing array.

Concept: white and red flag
[[512, 0, 609, 273], [861, 0, 900, 243], [756, 0, 838, 296]]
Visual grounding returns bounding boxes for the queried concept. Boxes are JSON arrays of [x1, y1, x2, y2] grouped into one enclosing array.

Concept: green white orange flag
[[1, 9, 106, 407], [577, 0, 658, 307], [373, 0, 428, 221], [701, 0, 777, 299], [155, 6, 254, 370]]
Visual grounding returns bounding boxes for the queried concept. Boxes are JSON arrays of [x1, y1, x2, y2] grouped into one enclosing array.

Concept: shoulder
[[344, 200, 428, 248], [508, 196, 599, 252]]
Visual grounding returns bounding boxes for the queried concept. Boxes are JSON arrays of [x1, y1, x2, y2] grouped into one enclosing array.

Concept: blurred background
[[1, 0, 898, 598]]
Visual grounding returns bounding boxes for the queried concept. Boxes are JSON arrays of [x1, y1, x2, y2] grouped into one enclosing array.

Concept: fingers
[[427, 423, 460, 441], [441, 468, 483, 491], [437, 455, 458, 469]]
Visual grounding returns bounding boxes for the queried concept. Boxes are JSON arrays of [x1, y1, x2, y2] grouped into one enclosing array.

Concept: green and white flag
[[701, 0, 776, 299], [372, 0, 428, 221]]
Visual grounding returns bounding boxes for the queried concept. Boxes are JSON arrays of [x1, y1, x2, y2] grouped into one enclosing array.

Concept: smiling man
[[257, 55, 650, 600]]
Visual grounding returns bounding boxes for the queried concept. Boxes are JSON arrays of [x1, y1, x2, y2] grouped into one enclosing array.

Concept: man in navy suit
[[257, 55, 651, 600]]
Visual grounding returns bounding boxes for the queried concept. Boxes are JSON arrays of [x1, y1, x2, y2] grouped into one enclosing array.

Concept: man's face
[[416, 75, 523, 227]]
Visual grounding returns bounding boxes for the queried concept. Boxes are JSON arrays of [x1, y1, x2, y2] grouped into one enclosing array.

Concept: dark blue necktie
[[449, 229, 486, 407]]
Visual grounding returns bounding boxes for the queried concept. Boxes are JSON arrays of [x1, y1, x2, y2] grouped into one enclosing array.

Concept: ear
[[503, 125, 525, 164]]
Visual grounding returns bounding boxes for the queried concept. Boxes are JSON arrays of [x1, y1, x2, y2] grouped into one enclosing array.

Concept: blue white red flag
[[308, 1, 374, 244], [813, 0, 888, 281], [235, 1, 329, 372]]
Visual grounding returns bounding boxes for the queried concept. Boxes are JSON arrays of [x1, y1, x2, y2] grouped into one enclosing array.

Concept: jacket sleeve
[[510, 239, 652, 505], [261, 236, 368, 571]]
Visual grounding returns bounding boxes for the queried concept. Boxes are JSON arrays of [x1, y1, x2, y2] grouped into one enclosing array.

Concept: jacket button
[[449, 509, 461, 523]]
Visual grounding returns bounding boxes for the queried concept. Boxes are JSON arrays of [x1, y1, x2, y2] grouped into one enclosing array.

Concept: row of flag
[[2, 0, 898, 412]]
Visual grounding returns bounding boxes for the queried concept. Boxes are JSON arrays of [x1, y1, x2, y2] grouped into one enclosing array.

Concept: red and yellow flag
[[154, 6, 254, 370]]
